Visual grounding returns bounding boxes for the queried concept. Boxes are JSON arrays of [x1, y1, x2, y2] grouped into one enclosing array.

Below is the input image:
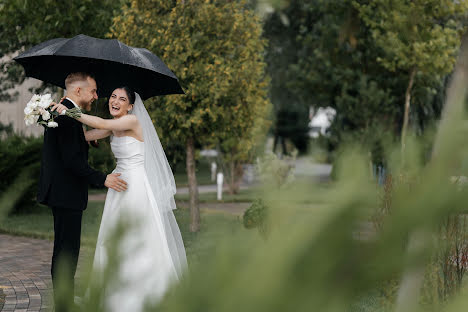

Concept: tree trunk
[[273, 134, 277, 153], [227, 161, 244, 195], [229, 161, 235, 195], [186, 137, 200, 232], [401, 68, 416, 154], [281, 136, 287, 157]]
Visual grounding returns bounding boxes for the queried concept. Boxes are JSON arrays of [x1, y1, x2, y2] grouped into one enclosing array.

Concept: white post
[[216, 172, 224, 201], [211, 162, 217, 182]]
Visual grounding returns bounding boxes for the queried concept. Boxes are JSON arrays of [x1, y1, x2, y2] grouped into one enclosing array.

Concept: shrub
[[0, 135, 42, 215], [87, 139, 115, 178], [243, 199, 268, 237], [0, 134, 116, 215], [256, 152, 295, 188]]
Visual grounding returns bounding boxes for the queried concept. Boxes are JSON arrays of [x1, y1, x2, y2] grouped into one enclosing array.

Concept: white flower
[[31, 94, 41, 103], [24, 115, 35, 126], [25, 94, 55, 124], [24, 106, 34, 115], [42, 93, 52, 102], [39, 94, 52, 108], [28, 100, 38, 109], [47, 121, 58, 128], [41, 110, 51, 121], [39, 100, 50, 109]]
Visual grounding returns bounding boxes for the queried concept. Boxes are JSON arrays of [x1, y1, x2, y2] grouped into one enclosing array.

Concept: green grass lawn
[[174, 187, 259, 203]]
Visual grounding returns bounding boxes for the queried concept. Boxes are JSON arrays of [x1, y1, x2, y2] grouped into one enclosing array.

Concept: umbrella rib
[[116, 40, 127, 65]]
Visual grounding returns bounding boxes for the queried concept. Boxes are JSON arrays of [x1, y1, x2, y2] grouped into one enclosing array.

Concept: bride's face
[[109, 88, 133, 118]]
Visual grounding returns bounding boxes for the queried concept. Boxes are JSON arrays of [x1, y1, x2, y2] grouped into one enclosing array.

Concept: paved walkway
[[0, 235, 53, 312], [294, 158, 332, 182]]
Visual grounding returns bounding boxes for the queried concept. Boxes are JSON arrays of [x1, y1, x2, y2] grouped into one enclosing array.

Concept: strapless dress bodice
[[111, 136, 144, 171]]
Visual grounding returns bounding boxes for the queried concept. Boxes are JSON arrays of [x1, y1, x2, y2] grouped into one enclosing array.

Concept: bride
[[53, 87, 187, 311]]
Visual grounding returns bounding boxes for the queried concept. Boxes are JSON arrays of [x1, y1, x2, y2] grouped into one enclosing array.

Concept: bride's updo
[[116, 86, 136, 104]]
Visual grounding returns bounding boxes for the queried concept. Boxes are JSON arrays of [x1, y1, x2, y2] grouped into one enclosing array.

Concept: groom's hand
[[105, 173, 128, 192]]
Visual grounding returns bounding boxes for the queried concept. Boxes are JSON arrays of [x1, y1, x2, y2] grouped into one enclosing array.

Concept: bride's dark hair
[[114, 86, 136, 104]]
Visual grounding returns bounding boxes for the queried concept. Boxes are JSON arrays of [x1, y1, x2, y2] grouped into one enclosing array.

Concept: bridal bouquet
[[24, 94, 81, 128]]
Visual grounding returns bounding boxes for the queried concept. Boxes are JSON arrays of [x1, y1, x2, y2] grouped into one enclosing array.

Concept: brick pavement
[[0, 235, 53, 312]]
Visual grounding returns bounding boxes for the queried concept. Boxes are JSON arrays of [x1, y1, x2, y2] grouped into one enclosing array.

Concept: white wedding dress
[[92, 135, 187, 311]]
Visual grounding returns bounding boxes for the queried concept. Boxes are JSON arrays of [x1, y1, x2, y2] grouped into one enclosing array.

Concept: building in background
[[0, 76, 43, 137], [0, 53, 43, 137], [308, 107, 336, 138]]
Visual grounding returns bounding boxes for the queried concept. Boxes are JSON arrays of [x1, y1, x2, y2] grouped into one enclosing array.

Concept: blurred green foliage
[[256, 152, 295, 188]]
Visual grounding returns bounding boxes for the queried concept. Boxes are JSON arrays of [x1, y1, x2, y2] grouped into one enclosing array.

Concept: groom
[[37, 72, 127, 311]]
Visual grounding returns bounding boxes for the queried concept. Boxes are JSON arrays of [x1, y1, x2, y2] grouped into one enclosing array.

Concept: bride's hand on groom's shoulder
[[50, 102, 68, 115], [105, 173, 128, 192]]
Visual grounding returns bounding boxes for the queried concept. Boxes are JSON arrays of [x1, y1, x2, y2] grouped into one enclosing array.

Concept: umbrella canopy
[[14, 34, 184, 100]]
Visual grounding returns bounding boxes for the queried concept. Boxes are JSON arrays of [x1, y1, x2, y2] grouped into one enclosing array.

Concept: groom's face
[[78, 77, 98, 111]]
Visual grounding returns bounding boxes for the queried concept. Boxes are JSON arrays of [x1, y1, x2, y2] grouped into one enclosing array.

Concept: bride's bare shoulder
[[117, 114, 138, 125], [121, 114, 137, 121]]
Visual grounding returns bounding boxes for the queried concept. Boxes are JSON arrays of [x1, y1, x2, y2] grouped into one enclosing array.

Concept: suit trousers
[[51, 207, 83, 311]]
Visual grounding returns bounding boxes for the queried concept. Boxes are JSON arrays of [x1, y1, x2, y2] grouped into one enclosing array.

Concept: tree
[[263, 0, 311, 155], [264, 0, 400, 160], [263, 0, 455, 166], [354, 0, 468, 152], [217, 99, 270, 195], [0, 0, 122, 101], [110, 0, 270, 231]]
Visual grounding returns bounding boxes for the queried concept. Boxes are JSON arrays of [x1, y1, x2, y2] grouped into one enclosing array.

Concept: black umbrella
[[14, 34, 184, 100]]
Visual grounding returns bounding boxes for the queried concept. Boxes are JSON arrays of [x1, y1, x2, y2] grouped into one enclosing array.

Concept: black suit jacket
[[37, 99, 106, 211]]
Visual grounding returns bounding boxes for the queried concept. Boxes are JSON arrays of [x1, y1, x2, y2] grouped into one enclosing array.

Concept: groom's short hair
[[65, 72, 94, 90]]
